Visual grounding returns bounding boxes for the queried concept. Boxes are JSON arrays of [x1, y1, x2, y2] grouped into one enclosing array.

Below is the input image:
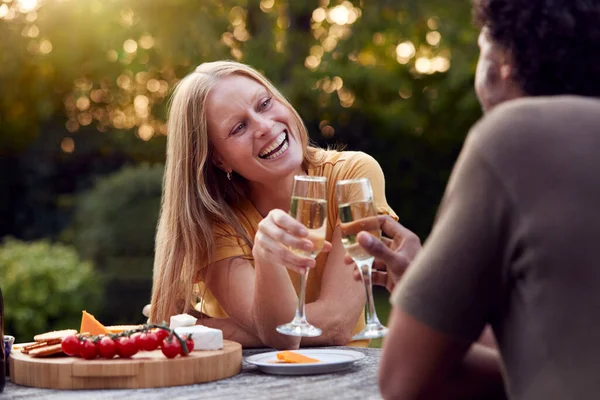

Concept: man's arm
[[379, 307, 506, 400]]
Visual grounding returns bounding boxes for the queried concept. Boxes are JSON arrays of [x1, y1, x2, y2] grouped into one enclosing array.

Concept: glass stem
[[356, 258, 379, 326], [294, 268, 310, 322]]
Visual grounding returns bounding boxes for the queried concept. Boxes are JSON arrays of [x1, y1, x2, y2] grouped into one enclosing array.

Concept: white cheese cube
[[174, 325, 223, 351], [169, 313, 198, 329]]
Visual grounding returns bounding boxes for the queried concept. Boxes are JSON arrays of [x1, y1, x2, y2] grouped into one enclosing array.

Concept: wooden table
[[2, 347, 383, 399]]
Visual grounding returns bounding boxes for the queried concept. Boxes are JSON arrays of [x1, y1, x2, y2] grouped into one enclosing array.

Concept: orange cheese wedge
[[276, 351, 320, 364], [80, 310, 111, 336]]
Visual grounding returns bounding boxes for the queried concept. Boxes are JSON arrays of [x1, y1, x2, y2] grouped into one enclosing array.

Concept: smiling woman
[[149, 61, 398, 350]]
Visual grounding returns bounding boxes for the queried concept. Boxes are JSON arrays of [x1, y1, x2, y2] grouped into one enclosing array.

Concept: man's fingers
[[321, 240, 333, 253], [371, 272, 388, 287], [372, 259, 387, 271], [378, 215, 410, 239], [357, 231, 397, 265], [380, 237, 393, 247]]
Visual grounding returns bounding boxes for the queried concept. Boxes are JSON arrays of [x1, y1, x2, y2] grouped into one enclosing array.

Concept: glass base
[[352, 323, 388, 340], [276, 319, 322, 337]]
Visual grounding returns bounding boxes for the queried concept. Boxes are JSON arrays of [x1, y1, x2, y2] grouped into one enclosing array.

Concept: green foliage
[[72, 163, 164, 263], [0, 237, 102, 341], [69, 163, 164, 324], [0, 0, 484, 240]]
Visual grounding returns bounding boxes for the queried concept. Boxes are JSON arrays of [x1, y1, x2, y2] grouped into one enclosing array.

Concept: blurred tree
[[68, 163, 164, 324], [0, 0, 482, 248]]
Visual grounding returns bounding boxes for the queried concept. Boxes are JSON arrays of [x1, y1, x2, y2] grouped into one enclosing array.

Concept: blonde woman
[[150, 60, 397, 349]]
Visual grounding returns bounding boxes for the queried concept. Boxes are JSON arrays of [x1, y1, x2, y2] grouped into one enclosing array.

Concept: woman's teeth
[[259, 132, 288, 159], [264, 139, 289, 159]]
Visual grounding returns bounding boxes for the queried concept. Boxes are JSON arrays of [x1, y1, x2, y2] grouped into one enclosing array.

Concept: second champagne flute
[[276, 175, 327, 337], [337, 177, 388, 340]]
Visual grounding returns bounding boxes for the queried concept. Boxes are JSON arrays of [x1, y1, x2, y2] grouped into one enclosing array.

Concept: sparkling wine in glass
[[276, 176, 327, 337], [337, 178, 388, 340]]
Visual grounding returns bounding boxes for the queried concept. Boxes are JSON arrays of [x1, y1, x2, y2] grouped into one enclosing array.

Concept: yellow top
[[195, 149, 398, 346]]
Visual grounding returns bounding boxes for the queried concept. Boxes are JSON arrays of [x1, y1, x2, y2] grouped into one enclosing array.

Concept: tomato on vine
[[97, 336, 118, 359], [161, 336, 181, 359], [153, 328, 169, 343], [130, 332, 143, 348], [180, 335, 194, 356], [80, 339, 98, 360], [138, 332, 160, 351], [61, 334, 81, 356], [116, 336, 138, 358]]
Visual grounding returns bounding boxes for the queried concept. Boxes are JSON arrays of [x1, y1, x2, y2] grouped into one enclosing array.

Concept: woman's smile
[[258, 131, 289, 160]]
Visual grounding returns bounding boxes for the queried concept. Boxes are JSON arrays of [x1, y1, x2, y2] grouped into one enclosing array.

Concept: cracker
[[29, 343, 64, 358], [22, 341, 51, 354], [33, 329, 77, 343]]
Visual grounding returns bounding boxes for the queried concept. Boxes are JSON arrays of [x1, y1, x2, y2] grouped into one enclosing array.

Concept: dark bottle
[[0, 286, 5, 392]]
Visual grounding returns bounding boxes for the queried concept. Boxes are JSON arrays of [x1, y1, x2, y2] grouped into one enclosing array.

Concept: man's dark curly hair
[[473, 0, 600, 97]]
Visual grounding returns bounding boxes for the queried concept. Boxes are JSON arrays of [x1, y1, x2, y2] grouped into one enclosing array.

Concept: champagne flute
[[337, 178, 388, 340], [276, 175, 327, 337]]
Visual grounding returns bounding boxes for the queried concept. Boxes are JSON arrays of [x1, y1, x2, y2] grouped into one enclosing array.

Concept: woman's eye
[[231, 123, 245, 135], [259, 97, 272, 110]]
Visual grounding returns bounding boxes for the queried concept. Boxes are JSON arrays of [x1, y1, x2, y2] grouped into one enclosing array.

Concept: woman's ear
[[211, 154, 232, 177], [211, 152, 226, 169]]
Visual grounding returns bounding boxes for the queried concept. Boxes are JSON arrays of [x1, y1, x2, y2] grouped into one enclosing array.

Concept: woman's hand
[[253, 209, 331, 274]]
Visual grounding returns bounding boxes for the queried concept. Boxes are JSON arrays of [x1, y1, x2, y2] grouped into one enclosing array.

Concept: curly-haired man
[[371, 0, 600, 399]]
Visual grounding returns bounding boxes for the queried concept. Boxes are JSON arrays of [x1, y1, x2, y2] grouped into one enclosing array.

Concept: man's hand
[[345, 215, 421, 292]]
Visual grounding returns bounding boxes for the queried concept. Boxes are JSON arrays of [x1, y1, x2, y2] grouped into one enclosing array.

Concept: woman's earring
[[227, 171, 232, 181]]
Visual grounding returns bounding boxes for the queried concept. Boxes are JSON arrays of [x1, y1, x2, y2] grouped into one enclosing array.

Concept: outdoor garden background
[[0, 0, 482, 347]]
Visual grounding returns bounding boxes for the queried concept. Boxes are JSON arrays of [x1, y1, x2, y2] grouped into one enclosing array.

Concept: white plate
[[245, 349, 366, 376]]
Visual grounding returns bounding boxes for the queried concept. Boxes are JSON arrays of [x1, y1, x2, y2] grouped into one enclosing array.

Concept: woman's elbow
[[327, 325, 353, 346], [259, 331, 301, 350]]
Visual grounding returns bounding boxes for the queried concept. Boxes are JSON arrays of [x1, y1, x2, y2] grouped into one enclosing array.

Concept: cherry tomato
[[153, 328, 169, 343], [180, 335, 194, 356], [135, 333, 148, 351], [116, 336, 138, 358], [61, 335, 81, 356], [161, 336, 181, 359], [138, 332, 160, 351], [130, 332, 143, 349], [79, 339, 98, 360], [97, 336, 117, 359], [146, 332, 161, 351]]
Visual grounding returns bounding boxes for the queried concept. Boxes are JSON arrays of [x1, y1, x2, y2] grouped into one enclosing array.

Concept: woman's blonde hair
[[150, 60, 321, 323]]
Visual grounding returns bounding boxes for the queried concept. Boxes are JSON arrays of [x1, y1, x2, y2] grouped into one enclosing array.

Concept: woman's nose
[[252, 114, 273, 137]]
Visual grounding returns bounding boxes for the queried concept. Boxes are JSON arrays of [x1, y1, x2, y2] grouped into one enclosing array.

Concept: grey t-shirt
[[392, 96, 600, 399]]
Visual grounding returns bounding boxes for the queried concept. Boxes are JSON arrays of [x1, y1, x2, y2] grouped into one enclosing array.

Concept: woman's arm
[[196, 315, 264, 348], [205, 210, 363, 348], [205, 255, 301, 350], [205, 209, 326, 349]]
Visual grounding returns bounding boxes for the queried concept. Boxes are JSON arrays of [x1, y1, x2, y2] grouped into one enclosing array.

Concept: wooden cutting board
[[9, 340, 242, 389]]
